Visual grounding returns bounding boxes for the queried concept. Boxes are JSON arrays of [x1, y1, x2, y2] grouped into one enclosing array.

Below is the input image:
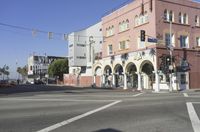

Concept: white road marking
[[37, 100, 121, 132], [183, 93, 189, 97], [192, 102, 200, 104], [0, 98, 116, 102], [186, 102, 200, 132], [133, 93, 143, 97]]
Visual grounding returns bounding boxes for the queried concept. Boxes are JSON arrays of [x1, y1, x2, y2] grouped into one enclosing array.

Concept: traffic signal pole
[[169, 21, 173, 92]]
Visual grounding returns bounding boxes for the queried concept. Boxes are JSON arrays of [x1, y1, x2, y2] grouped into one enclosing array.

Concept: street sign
[[148, 38, 157, 43]]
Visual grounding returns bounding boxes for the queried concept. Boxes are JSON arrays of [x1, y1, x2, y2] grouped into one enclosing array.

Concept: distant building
[[28, 55, 67, 83], [64, 22, 103, 87]]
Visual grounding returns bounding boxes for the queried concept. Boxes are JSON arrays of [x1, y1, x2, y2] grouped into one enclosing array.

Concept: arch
[[140, 60, 154, 74], [125, 62, 137, 73], [114, 64, 123, 74], [126, 62, 138, 89], [94, 66, 102, 76], [144, 11, 148, 23], [135, 15, 139, 26], [139, 60, 155, 89], [104, 65, 112, 75], [179, 12, 182, 23], [164, 9, 168, 20], [113, 64, 124, 87]]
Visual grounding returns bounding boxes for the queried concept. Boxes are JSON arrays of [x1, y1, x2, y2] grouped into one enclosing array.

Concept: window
[[195, 15, 199, 26], [180, 74, 187, 84], [126, 19, 129, 29], [164, 10, 174, 22], [30, 66, 32, 71], [169, 11, 173, 22], [108, 45, 113, 55], [119, 19, 129, 32], [183, 13, 188, 24], [180, 35, 189, 48], [179, 12, 182, 23], [106, 26, 114, 37], [165, 33, 174, 47], [164, 9, 168, 21], [135, 12, 148, 27], [135, 15, 139, 26], [119, 41, 126, 50], [139, 14, 144, 24], [119, 40, 129, 50], [144, 11, 148, 23], [196, 37, 200, 46], [179, 13, 188, 24]]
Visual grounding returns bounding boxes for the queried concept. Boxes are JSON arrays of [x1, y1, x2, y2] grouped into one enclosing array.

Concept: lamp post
[[169, 21, 173, 92], [89, 36, 96, 87]]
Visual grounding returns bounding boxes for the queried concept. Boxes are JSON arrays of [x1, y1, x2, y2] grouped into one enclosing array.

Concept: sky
[[0, 0, 200, 79], [0, 0, 131, 79]]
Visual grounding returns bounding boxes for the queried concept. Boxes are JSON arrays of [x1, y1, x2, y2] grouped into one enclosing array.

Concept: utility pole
[[89, 36, 95, 87], [169, 21, 173, 92]]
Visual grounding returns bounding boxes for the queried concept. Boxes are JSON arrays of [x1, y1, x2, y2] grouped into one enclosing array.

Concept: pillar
[[93, 75, 96, 85], [137, 72, 142, 91], [124, 73, 127, 90], [155, 70, 160, 92], [102, 74, 105, 87], [112, 74, 115, 87]]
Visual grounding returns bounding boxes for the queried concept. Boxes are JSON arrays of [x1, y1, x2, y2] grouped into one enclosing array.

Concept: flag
[[48, 32, 53, 39]]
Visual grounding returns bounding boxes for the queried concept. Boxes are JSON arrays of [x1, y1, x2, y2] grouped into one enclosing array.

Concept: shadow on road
[[93, 128, 122, 132], [0, 85, 118, 96]]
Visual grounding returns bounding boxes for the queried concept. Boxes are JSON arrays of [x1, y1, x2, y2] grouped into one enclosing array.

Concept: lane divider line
[[37, 100, 122, 132], [186, 102, 200, 132], [183, 93, 189, 97], [133, 93, 143, 97]]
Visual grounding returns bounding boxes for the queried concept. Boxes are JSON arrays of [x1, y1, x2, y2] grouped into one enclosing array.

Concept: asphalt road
[[0, 85, 199, 132]]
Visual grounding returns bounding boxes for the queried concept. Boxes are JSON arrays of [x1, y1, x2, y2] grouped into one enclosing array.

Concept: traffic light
[[140, 30, 145, 42]]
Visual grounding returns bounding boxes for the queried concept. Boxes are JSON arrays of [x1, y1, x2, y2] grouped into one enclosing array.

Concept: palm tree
[[1, 65, 9, 80]]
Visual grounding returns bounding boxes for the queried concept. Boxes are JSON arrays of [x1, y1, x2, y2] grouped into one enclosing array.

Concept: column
[[112, 74, 115, 87], [155, 70, 160, 92], [102, 75, 105, 87], [124, 73, 127, 90], [137, 72, 142, 91], [93, 75, 96, 86]]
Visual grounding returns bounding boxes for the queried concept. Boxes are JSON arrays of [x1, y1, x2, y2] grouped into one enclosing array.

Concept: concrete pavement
[[0, 85, 199, 132]]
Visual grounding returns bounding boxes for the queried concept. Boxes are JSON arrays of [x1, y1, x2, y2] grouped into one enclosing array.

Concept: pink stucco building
[[91, 0, 200, 91], [64, 0, 200, 91]]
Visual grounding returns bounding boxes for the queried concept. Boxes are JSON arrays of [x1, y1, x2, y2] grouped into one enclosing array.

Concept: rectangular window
[[165, 33, 174, 47], [165, 33, 170, 47], [108, 45, 113, 55], [196, 37, 200, 46], [181, 74, 187, 84], [119, 41, 126, 50], [180, 35, 188, 48]]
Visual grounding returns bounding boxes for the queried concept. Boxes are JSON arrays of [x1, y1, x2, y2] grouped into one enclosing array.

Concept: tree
[[17, 66, 28, 80], [48, 59, 68, 81], [0, 65, 9, 80]]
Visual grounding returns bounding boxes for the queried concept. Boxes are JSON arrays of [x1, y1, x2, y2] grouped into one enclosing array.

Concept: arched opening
[[94, 66, 102, 87], [114, 64, 124, 87], [140, 61, 155, 89], [104, 65, 112, 87], [126, 63, 138, 89]]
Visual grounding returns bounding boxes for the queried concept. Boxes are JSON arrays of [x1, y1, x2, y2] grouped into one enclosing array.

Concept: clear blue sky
[[0, 0, 130, 79], [0, 0, 200, 79]]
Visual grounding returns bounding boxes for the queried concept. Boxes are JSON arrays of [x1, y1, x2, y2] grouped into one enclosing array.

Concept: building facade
[[64, 22, 103, 87], [91, 0, 200, 91], [28, 55, 67, 83]]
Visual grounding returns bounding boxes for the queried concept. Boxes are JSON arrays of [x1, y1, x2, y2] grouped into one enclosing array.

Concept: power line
[[0, 22, 103, 40]]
